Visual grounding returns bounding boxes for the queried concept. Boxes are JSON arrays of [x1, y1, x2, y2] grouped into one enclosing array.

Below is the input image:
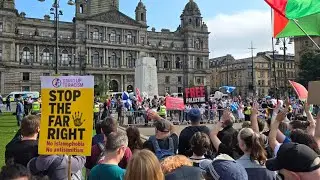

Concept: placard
[[165, 97, 185, 110], [184, 86, 208, 104], [307, 81, 320, 105], [38, 76, 94, 156]]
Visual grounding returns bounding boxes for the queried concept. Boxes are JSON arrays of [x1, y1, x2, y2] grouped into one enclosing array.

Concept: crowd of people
[[1, 95, 320, 180]]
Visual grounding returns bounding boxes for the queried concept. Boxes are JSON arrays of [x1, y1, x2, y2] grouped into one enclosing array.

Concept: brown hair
[[125, 149, 164, 180], [126, 126, 143, 152], [21, 115, 40, 137], [101, 117, 118, 136], [238, 128, 267, 165], [242, 121, 251, 128], [289, 120, 309, 130], [190, 132, 211, 156], [161, 155, 193, 174]]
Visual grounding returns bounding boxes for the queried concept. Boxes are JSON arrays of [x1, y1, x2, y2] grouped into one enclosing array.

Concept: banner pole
[[293, 19, 320, 50], [68, 155, 72, 180]]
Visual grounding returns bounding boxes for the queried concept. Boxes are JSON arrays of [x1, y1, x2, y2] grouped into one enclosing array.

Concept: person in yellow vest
[[93, 101, 100, 129], [158, 100, 167, 119], [244, 102, 252, 121], [31, 99, 41, 115]]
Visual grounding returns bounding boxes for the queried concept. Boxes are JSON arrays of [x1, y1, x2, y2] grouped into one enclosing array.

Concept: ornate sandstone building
[[0, 0, 210, 95]]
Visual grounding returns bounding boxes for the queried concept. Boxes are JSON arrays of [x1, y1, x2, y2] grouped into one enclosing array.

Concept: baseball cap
[[154, 120, 170, 132], [205, 154, 248, 180], [266, 143, 320, 172], [188, 108, 201, 122]]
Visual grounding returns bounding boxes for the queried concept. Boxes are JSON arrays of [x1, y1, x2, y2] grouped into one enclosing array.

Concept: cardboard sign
[[165, 97, 185, 110], [39, 76, 94, 156], [307, 81, 320, 105], [184, 86, 208, 104]]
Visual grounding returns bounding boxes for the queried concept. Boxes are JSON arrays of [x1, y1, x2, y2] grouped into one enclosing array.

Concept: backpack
[[149, 136, 175, 160], [96, 142, 106, 164]]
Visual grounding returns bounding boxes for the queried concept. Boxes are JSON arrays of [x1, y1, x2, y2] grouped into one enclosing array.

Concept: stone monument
[[135, 53, 158, 97]]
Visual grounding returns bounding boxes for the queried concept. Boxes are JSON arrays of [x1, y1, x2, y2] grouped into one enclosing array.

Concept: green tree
[[298, 52, 320, 87]]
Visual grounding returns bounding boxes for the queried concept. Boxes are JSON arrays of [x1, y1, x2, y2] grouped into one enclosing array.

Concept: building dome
[[136, 0, 146, 9], [182, 0, 201, 16]]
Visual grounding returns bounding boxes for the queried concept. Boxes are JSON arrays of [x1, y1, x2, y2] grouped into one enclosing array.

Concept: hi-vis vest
[[32, 102, 40, 111], [244, 106, 251, 115], [158, 105, 167, 116], [94, 104, 100, 113]]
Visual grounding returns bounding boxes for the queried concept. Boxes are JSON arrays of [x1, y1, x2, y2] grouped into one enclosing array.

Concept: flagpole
[[292, 19, 320, 50]]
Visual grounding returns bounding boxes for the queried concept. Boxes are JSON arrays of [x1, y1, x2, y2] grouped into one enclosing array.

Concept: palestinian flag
[[273, 10, 320, 38], [266, 0, 320, 38]]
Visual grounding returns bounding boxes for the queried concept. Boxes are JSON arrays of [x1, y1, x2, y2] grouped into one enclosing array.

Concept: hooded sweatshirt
[[28, 155, 85, 180]]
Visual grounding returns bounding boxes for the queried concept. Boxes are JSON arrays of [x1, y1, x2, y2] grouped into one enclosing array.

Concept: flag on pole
[[265, 0, 320, 19], [265, 0, 320, 38]]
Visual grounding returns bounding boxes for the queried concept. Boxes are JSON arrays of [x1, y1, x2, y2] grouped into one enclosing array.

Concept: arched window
[[175, 57, 181, 69], [163, 56, 171, 69], [141, 13, 144, 21], [110, 52, 119, 68], [61, 50, 69, 66], [196, 58, 203, 69], [42, 49, 50, 65], [79, 4, 84, 13], [110, 30, 116, 42], [128, 53, 135, 68], [22, 47, 31, 64], [93, 51, 100, 67], [127, 32, 132, 44], [93, 28, 99, 40]]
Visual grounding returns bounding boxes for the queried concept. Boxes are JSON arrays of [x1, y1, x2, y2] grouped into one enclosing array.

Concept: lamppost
[[38, 0, 75, 75], [275, 37, 293, 97]]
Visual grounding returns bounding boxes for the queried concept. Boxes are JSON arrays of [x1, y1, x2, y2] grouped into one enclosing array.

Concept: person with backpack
[[143, 116, 178, 160]]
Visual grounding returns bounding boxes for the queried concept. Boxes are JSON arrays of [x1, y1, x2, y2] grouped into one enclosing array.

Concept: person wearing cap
[[178, 108, 210, 157], [266, 143, 320, 180], [203, 154, 248, 180], [143, 112, 178, 159]]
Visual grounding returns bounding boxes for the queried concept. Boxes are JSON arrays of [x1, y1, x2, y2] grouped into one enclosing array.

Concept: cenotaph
[[135, 52, 158, 97]]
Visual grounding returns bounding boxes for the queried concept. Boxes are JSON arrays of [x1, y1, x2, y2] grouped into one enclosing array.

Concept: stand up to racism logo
[[39, 76, 94, 156]]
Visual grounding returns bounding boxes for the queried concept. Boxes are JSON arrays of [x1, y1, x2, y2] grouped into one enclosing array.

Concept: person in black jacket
[[178, 108, 210, 157]]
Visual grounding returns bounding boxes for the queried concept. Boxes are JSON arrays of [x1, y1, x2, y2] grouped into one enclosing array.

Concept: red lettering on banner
[[200, 86, 205, 97], [185, 88, 190, 98], [190, 87, 195, 97]]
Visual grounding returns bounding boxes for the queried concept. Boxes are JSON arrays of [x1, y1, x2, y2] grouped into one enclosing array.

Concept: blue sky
[[15, 0, 293, 58]]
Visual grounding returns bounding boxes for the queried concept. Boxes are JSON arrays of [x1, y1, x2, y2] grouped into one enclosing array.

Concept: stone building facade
[[0, 0, 210, 95], [210, 52, 296, 97]]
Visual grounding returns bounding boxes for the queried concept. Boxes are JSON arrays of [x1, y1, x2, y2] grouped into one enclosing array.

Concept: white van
[[4, 91, 40, 102]]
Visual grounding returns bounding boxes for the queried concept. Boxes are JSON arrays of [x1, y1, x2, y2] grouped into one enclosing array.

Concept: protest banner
[[184, 86, 208, 104], [38, 76, 94, 156], [165, 97, 185, 110], [308, 81, 320, 105]]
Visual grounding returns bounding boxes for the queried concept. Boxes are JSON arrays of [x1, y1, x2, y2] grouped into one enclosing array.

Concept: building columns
[[121, 50, 124, 67], [121, 74, 124, 91], [16, 44, 19, 62], [103, 49, 106, 65]]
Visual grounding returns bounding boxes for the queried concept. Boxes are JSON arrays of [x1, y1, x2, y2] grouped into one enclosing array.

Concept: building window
[[22, 47, 32, 64], [195, 39, 200, 49], [93, 51, 100, 67], [195, 77, 204, 85], [175, 57, 182, 69], [165, 87, 170, 93], [165, 76, 170, 83], [140, 37, 145, 44], [128, 53, 135, 68], [178, 87, 183, 93], [41, 49, 50, 65], [110, 30, 116, 42], [110, 52, 119, 68], [178, 76, 182, 84], [127, 32, 132, 44], [0, 48, 2, 61], [196, 58, 203, 69], [22, 72, 30, 81], [22, 86, 30, 91], [0, 23, 2, 32], [93, 29, 99, 40], [61, 50, 69, 66], [79, 4, 84, 13], [43, 73, 50, 76], [163, 56, 171, 69]]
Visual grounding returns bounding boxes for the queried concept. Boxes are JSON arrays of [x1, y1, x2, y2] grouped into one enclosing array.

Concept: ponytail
[[250, 133, 267, 165]]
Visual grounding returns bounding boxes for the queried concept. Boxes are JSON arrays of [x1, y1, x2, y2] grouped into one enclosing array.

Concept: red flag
[[136, 88, 142, 103]]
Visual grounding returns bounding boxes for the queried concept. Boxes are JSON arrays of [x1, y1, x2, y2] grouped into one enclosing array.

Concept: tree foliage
[[298, 52, 320, 87]]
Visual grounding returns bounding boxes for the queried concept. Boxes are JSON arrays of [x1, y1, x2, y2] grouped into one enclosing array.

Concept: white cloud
[[205, 10, 294, 59]]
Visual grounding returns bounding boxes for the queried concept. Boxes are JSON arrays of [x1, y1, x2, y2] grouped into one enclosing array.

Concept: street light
[[38, 0, 75, 75], [275, 37, 293, 97]]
